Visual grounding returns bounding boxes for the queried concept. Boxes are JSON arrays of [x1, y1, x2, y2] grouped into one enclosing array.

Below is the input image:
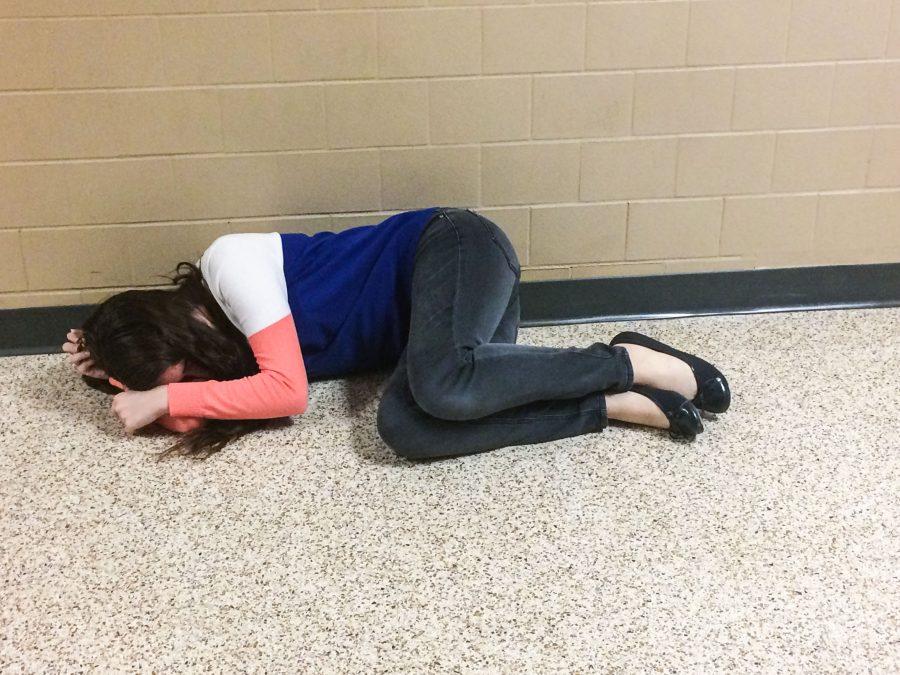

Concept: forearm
[[165, 315, 308, 420], [166, 375, 307, 420]]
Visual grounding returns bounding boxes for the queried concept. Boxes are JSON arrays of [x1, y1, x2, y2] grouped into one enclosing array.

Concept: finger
[[71, 356, 93, 371], [69, 350, 91, 364]]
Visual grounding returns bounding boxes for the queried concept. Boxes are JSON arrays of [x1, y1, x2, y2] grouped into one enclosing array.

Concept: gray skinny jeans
[[376, 207, 634, 460]]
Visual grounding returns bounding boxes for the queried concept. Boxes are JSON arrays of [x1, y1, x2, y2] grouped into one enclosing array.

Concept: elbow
[[270, 374, 309, 417], [289, 382, 309, 416], [297, 389, 309, 415], [294, 393, 308, 415]]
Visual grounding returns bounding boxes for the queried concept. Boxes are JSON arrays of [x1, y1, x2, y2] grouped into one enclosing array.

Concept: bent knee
[[424, 393, 483, 421], [407, 379, 483, 421], [408, 358, 484, 422]]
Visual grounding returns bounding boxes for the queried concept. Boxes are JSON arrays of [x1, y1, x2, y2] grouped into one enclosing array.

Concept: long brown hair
[[79, 261, 290, 460]]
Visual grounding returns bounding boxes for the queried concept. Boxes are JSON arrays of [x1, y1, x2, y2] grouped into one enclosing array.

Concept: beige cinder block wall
[[1, 0, 899, 309]]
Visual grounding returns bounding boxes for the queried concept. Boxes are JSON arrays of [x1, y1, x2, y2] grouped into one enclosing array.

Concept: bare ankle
[[614, 342, 696, 400], [616, 344, 654, 385], [605, 391, 669, 429]]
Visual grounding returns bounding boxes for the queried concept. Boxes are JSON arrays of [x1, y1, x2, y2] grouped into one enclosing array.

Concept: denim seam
[[465, 208, 520, 275], [438, 209, 464, 357], [618, 345, 635, 392], [597, 391, 609, 429]]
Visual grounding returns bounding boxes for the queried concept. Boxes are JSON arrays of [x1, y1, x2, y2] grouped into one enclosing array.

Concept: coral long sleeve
[[166, 313, 308, 420]]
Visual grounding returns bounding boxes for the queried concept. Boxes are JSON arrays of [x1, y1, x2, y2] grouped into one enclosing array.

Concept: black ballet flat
[[630, 383, 704, 441], [610, 330, 731, 413]]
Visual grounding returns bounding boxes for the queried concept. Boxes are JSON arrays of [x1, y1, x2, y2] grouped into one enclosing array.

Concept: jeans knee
[[410, 374, 479, 421], [410, 384, 482, 422], [408, 351, 483, 421], [438, 394, 483, 421]]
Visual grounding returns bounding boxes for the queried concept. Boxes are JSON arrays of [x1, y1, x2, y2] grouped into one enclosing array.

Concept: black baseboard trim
[[518, 262, 900, 328], [2, 263, 898, 357]]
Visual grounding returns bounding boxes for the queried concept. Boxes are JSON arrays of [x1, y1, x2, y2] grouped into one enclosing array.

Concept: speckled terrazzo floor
[[1, 307, 898, 672]]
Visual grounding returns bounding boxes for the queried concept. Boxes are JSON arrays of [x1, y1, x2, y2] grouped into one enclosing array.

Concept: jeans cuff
[[597, 391, 609, 430], [612, 344, 634, 393]]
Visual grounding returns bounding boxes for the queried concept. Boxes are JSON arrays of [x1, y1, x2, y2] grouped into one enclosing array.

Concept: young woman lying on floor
[[62, 206, 730, 461]]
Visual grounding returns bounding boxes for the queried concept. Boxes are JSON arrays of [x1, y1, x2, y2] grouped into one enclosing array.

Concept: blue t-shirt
[[280, 206, 441, 380]]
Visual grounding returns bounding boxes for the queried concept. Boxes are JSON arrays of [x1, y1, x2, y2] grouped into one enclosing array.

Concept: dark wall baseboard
[[518, 262, 900, 327], [2, 262, 899, 357]]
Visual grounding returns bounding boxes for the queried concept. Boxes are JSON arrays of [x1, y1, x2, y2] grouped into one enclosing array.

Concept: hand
[[111, 386, 169, 435], [62, 328, 109, 379]]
